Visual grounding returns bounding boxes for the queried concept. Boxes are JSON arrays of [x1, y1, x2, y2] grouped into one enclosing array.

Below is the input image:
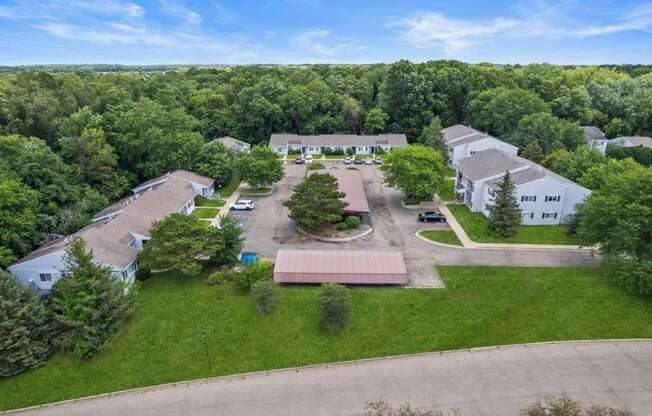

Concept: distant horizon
[[1, 0, 652, 65]]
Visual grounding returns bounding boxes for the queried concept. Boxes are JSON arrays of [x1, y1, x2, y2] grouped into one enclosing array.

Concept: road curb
[[296, 224, 373, 242], [5, 339, 651, 415]]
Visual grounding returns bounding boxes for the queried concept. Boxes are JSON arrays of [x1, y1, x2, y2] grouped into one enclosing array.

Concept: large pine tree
[[284, 173, 347, 231], [0, 271, 57, 377], [486, 171, 522, 238], [50, 237, 134, 359]]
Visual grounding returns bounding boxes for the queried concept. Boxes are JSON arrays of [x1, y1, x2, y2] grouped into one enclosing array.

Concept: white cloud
[[291, 29, 360, 56], [158, 0, 201, 25], [71, 0, 145, 17], [0, 0, 145, 19], [390, 3, 652, 53]]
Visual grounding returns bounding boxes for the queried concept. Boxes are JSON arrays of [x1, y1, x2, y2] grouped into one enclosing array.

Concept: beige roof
[[13, 173, 203, 270], [610, 136, 652, 149], [457, 149, 527, 181], [169, 170, 215, 186], [274, 250, 408, 285], [442, 124, 481, 144], [313, 168, 370, 214]]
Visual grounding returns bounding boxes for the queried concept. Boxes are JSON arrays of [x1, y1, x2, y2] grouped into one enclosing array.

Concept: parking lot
[[232, 161, 448, 287]]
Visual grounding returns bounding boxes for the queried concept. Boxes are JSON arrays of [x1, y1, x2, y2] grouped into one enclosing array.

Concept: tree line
[[1, 61, 651, 278]]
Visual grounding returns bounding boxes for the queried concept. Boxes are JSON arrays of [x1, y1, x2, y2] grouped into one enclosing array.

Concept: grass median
[[418, 229, 463, 246], [447, 204, 582, 245], [2, 266, 650, 410]]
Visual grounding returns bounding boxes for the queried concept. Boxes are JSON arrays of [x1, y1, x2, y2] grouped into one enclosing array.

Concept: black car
[[294, 156, 304, 164], [353, 157, 364, 165], [418, 211, 446, 222]]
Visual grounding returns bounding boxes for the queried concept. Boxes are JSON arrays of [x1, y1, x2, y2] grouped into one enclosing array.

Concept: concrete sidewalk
[[210, 183, 245, 226], [8, 340, 652, 416], [438, 202, 593, 251]]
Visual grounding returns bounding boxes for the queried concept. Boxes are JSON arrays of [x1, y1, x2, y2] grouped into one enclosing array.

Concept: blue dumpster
[[240, 252, 258, 265]]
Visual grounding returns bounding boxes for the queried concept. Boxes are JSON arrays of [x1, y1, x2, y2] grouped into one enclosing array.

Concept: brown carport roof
[[274, 249, 408, 285], [312, 168, 370, 214]]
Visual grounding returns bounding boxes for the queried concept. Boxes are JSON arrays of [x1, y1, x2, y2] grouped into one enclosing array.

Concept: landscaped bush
[[322, 148, 344, 156], [345, 215, 361, 229], [288, 149, 301, 156], [207, 268, 238, 286], [306, 162, 325, 170], [251, 280, 279, 315], [135, 267, 152, 281], [237, 259, 274, 290], [335, 222, 348, 231], [318, 283, 351, 332]]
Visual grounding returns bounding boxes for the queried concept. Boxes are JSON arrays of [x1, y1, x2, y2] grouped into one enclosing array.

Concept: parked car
[[304, 154, 314, 165], [343, 157, 352, 164], [294, 156, 304, 164], [353, 156, 363, 165], [373, 156, 383, 164], [364, 158, 373, 165], [418, 211, 446, 222], [231, 200, 255, 210]]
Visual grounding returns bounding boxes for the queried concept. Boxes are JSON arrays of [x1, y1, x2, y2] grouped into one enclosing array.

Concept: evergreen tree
[[418, 117, 448, 159], [486, 171, 522, 238], [0, 271, 57, 377], [210, 215, 243, 267], [50, 237, 134, 359], [521, 139, 545, 163], [284, 173, 347, 231]]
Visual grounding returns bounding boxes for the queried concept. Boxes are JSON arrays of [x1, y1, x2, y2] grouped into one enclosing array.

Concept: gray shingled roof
[[441, 124, 479, 144], [460, 149, 587, 189], [610, 136, 652, 148], [218, 136, 250, 151], [457, 149, 527, 181], [581, 126, 606, 142], [269, 133, 407, 147]]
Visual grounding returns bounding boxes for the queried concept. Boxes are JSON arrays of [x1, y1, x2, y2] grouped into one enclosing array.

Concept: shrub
[[238, 259, 274, 290], [345, 215, 361, 229], [135, 267, 152, 281], [207, 268, 238, 286], [336, 222, 348, 231], [318, 283, 351, 332], [306, 162, 325, 170], [251, 280, 279, 315]]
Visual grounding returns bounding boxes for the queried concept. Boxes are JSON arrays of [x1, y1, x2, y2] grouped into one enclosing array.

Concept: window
[[521, 195, 536, 202], [39, 273, 53, 282], [470, 150, 477, 155], [522, 212, 534, 219], [542, 212, 558, 219], [545, 195, 561, 202], [488, 189, 495, 197]]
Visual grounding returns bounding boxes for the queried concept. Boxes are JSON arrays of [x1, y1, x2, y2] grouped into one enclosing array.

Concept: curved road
[[8, 340, 652, 416]]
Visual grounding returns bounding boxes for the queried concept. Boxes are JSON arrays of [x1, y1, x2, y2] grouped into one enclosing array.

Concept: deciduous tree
[[381, 145, 446, 202], [236, 146, 284, 189]]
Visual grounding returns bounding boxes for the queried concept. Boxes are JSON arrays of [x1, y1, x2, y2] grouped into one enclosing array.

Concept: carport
[[273, 249, 408, 285], [321, 168, 370, 215]]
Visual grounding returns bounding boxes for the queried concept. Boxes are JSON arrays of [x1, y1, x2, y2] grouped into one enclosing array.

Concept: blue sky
[[1, 0, 651, 65]]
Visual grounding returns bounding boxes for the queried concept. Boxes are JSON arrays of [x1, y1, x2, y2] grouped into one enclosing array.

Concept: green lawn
[[2, 266, 651, 411], [190, 207, 220, 219], [218, 176, 240, 198], [443, 166, 456, 177], [323, 154, 346, 159], [447, 204, 582, 245], [195, 198, 225, 208], [437, 180, 456, 201], [419, 229, 463, 246]]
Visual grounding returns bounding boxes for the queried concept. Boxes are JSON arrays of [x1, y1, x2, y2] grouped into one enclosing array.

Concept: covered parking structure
[[310, 168, 370, 216], [273, 249, 408, 285]]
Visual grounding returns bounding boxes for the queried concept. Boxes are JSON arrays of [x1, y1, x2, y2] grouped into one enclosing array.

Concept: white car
[[343, 157, 352, 164], [364, 158, 373, 165], [304, 154, 314, 165], [231, 200, 255, 210]]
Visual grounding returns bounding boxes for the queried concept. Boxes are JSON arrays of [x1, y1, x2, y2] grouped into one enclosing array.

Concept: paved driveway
[[234, 162, 598, 287], [10, 340, 652, 416]]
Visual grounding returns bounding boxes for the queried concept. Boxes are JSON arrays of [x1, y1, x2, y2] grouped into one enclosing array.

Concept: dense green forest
[[1, 61, 652, 268]]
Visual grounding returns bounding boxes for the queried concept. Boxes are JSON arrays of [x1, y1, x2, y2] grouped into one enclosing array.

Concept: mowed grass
[[2, 266, 652, 411], [447, 204, 582, 245], [190, 207, 220, 219], [195, 198, 225, 208], [419, 229, 463, 246], [218, 176, 240, 198]]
